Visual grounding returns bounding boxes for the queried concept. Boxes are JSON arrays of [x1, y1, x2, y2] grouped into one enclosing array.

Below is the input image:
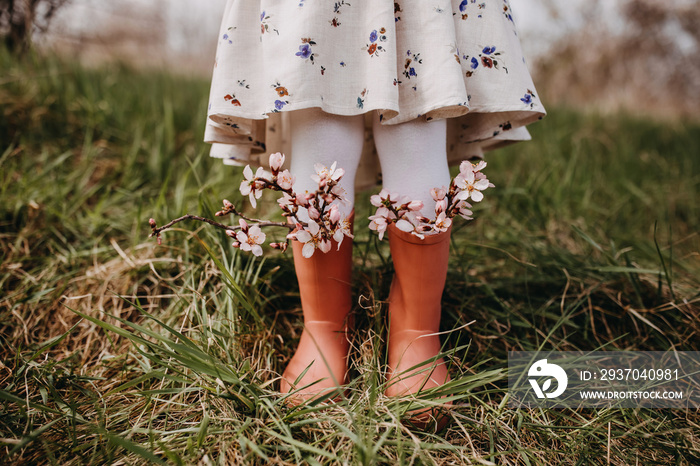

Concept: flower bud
[[328, 204, 341, 224], [406, 200, 423, 211], [223, 199, 233, 209], [308, 205, 320, 220], [226, 229, 237, 238], [296, 192, 310, 207], [430, 187, 447, 201], [270, 242, 288, 252], [232, 241, 241, 248], [148, 218, 156, 228], [269, 152, 285, 173], [238, 218, 248, 232], [435, 198, 448, 213]]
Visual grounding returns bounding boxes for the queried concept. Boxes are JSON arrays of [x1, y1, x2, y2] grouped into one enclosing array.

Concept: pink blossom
[[455, 170, 490, 202], [434, 212, 452, 233], [332, 215, 354, 249], [239, 165, 266, 208], [295, 192, 311, 207], [330, 184, 349, 205], [328, 211, 354, 249], [456, 201, 473, 220], [294, 220, 322, 258], [370, 189, 387, 207], [277, 192, 294, 209], [276, 169, 295, 190], [311, 162, 344, 186], [236, 224, 266, 256], [368, 214, 389, 240]]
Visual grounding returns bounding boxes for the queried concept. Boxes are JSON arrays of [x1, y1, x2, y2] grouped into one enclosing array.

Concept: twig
[[149, 214, 293, 242]]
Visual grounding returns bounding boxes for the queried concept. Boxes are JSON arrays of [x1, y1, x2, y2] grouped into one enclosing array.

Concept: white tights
[[290, 108, 450, 218]]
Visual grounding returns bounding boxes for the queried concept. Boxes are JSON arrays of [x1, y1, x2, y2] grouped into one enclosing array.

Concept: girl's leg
[[372, 114, 452, 424], [280, 108, 364, 400], [289, 108, 364, 216], [372, 114, 450, 218]]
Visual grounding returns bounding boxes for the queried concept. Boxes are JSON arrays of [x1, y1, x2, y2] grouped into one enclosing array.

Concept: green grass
[[1, 47, 699, 465]]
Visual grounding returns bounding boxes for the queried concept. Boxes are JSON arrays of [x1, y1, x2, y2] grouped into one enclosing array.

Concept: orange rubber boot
[[385, 223, 452, 428], [280, 213, 354, 402]]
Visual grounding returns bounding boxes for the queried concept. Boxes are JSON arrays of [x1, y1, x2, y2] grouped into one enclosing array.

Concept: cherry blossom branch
[[150, 152, 354, 257], [368, 159, 493, 239], [148, 214, 291, 245]]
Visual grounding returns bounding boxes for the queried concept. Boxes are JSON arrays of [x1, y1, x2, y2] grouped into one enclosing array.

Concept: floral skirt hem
[[204, 0, 546, 190]]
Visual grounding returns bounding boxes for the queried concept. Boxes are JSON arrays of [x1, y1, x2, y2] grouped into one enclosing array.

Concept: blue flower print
[[296, 44, 311, 59], [458, 0, 484, 20], [222, 26, 235, 44], [520, 89, 537, 108], [465, 46, 507, 76], [296, 39, 317, 63], [365, 27, 387, 57], [402, 51, 422, 81], [271, 82, 290, 112], [260, 11, 265, 21]]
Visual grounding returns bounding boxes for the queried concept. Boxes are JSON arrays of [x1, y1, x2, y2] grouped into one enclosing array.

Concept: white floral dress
[[204, 0, 545, 190]]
